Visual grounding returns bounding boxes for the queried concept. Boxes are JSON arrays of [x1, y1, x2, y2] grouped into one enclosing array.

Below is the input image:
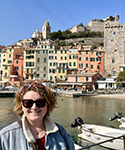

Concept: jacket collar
[[22, 115, 58, 143]]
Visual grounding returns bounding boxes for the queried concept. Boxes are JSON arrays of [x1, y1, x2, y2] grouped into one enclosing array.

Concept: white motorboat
[[71, 113, 125, 150]]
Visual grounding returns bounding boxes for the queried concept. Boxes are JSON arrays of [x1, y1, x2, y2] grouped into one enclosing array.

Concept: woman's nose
[[31, 103, 37, 109]]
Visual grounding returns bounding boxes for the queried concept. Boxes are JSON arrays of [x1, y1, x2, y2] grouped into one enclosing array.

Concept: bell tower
[[42, 20, 51, 39]]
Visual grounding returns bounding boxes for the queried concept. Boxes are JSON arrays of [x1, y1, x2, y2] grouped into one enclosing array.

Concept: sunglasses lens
[[22, 99, 46, 108], [36, 99, 46, 107], [23, 100, 33, 108]]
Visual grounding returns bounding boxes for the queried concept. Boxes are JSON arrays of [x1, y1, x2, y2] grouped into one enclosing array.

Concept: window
[[58, 69, 61, 73], [41, 45, 43, 48], [61, 50, 63, 54], [96, 57, 101, 61], [5, 66, 8, 70], [86, 51, 88, 54], [96, 52, 101, 56], [31, 75, 33, 79], [5, 73, 7, 77], [55, 50, 57, 54], [61, 57, 63, 60], [44, 74, 46, 77], [79, 63, 83, 68], [8, 60, 12, 63], [49, 69, 52, 73], [44, 58, 46, 62], [86, 57, 88, 61], [26, 62, 34, 67], [65, 50, 67, 54], [79, 51, 81, 55], [62, 69, 65, 73], [45, 45, 47, 49], [10, 49, 11, 52], [55, 56, 57, 59], [112, 58, 115, 63], [38, 67, 39, 71], [65, 56, 67, 60], [9, 54, 11, 57], [91, 65, 93, 69], [69, 62, 72, 66], [97, 65, 100, 69], [16, 60, 18, 64], [27, 69, 29, 73], [90, 58, 95, 61], [69, 55, 71, 59], [73, 62, 76, 66], [26, 75, 29, 79], [15, 67, 18, 70], [50, 62, 52, 66], [91, 51, 93, 54], [86, 77, 88, 82], [3, 59, 5, 62], [50, 45, 53, 49], [79, 57, 81, 61], [44, 67, 46, 71], [50, 76, 52, 81], [37, 50, 40, 54], [60, 75, 63, 78], [49, 56, 53, 59], [86, 63, 88, 67], [31, 69, 33, 73], [38, 58, 40, 63]]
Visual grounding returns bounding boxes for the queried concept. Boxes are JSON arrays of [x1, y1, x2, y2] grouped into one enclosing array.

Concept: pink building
[[67, 72, 102, 90], [9, 54, 23, 86]]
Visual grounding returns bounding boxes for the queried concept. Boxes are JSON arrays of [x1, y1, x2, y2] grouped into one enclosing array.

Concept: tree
[[116, 70, 125, 81]]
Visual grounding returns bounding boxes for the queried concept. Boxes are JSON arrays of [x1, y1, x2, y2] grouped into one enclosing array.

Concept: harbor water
[[0, 95, 125, 149]]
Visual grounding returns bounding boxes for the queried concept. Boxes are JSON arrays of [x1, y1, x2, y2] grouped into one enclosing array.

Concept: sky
[[0, 0, 125, 46]]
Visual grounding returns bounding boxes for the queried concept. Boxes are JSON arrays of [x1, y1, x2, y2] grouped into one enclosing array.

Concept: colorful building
[[77, 45, 104, 75]]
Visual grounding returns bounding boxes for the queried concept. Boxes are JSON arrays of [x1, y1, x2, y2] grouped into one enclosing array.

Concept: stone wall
[[85, 20, 104, 32]]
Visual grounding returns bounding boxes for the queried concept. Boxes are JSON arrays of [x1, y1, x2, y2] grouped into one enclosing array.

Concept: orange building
[[77, 45, 104, 75]]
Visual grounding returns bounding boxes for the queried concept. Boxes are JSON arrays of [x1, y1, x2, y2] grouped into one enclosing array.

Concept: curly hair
[[13, 81, 58, 118]]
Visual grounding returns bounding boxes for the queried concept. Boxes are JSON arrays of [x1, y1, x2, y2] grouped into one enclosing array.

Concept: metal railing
[[77, 134, 125, 150]]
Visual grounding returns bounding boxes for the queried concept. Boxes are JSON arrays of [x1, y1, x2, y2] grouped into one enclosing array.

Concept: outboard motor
[[109, 112, 122, 121], [71, 117, 84, 128]]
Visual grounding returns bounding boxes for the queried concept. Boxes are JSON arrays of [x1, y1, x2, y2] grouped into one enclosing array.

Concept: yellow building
[[54, 46, 70, 81], [2, 46, 14, 82]]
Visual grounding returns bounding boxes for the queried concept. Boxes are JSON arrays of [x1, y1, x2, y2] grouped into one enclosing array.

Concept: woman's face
[[22, 90, 47, 124]]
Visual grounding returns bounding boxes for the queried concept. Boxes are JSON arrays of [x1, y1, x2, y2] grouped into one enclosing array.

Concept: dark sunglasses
[[22, 99, 46, 108]]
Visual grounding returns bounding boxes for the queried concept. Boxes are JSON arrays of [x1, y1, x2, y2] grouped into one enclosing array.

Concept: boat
[[71, 113, 125, 150]]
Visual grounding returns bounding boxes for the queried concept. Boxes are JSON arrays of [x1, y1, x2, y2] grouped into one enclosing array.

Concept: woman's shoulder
[[0, 121, 21, 135]]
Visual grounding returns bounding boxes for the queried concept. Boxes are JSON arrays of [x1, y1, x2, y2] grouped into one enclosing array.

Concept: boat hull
[[78, 124, 125, 150]]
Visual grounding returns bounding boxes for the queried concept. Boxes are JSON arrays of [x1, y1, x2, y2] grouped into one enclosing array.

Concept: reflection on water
[[0, 97, 18, 129], [0, 96, 125, 149]]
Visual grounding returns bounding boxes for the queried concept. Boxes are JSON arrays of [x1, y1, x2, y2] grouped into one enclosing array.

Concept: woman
[[0, 81, 75, 150]]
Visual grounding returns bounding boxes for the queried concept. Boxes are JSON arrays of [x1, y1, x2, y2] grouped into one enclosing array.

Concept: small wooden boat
[[71, 114, 125, 150]]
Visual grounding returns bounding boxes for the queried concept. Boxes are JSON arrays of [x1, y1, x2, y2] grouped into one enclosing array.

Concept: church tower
[[42, 20, 51, 39]]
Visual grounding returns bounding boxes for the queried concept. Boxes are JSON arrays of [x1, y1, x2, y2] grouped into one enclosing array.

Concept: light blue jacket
[[0, 116, 75, 150]]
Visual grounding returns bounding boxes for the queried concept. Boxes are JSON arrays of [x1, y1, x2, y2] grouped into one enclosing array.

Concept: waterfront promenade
[[53, 89, 125, 97]]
